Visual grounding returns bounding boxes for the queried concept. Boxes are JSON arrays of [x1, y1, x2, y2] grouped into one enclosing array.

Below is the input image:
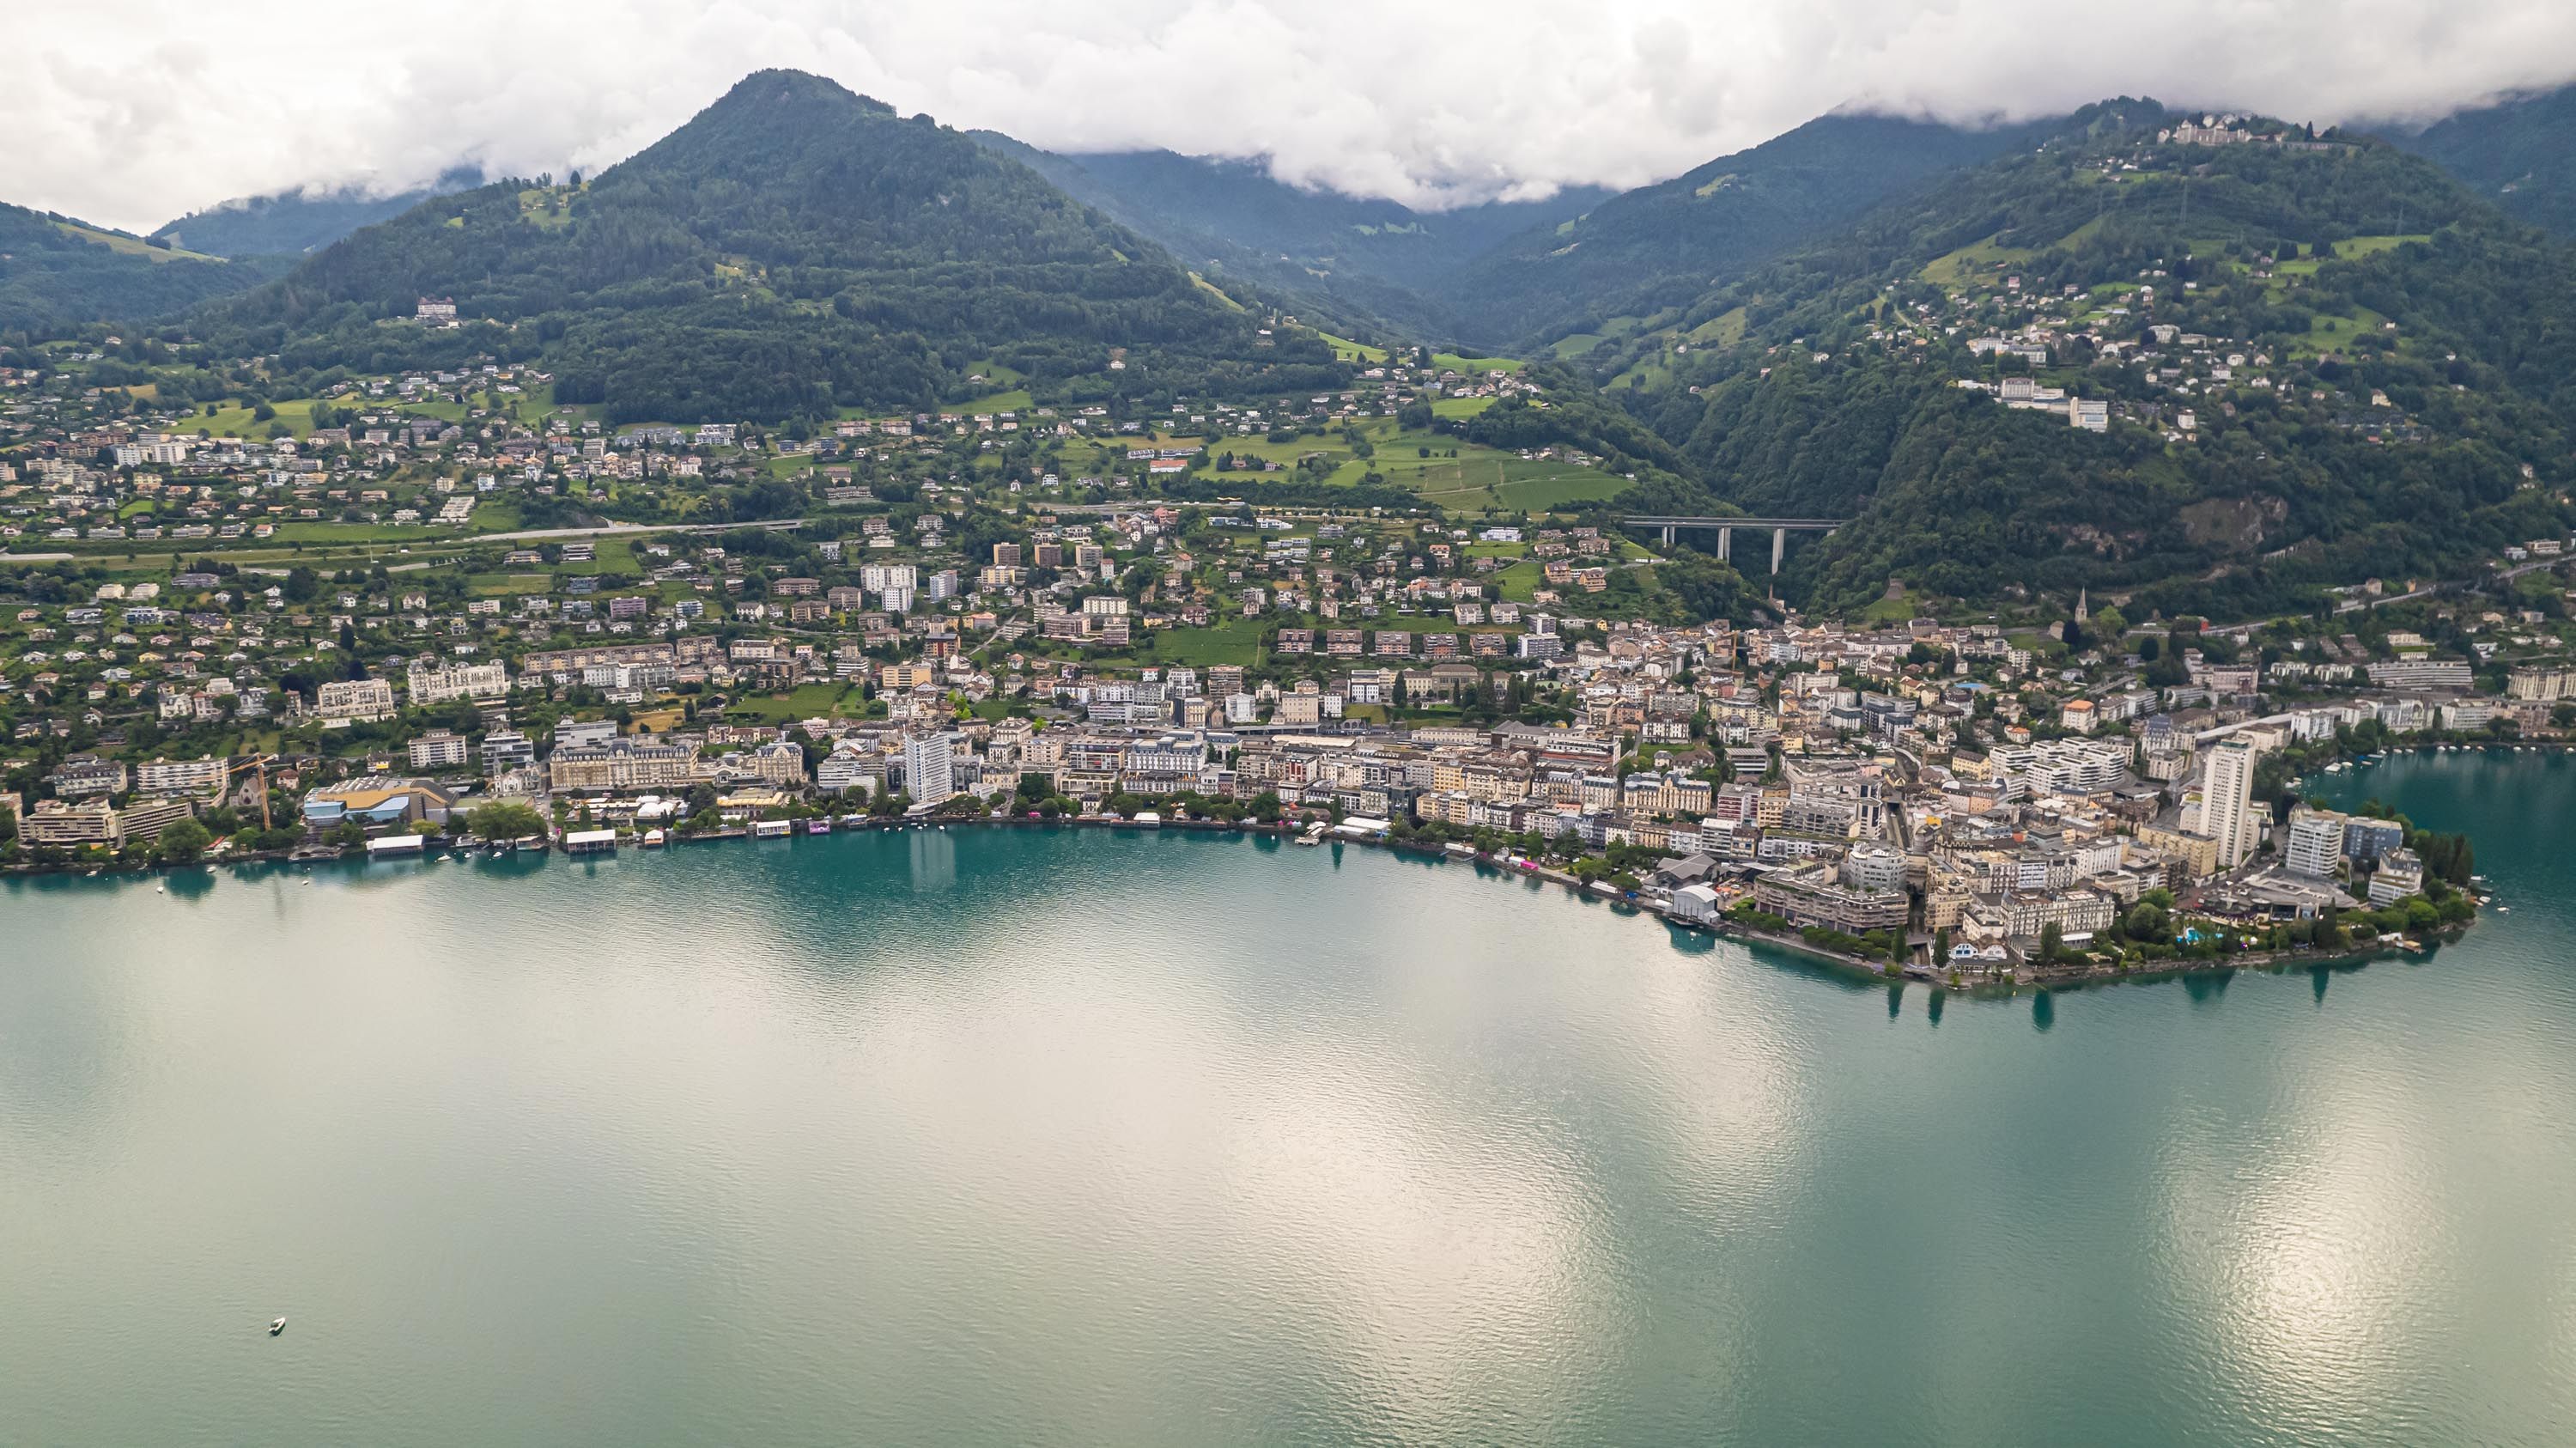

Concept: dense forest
[[1436, 112, 2055, 349], [0, 204, 282, 333], [2387, 82, 2576, 238], [149, 166, 487, 259], [1597, 117, 2576, 618], [971, 135, 1605, 343], [192, 70, 1347, 423]]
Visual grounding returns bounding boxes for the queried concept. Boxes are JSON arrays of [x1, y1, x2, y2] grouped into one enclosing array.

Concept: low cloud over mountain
[[12, 0, 2576, 232]]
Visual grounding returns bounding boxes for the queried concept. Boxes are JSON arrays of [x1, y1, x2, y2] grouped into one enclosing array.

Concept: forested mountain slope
[[151, 167, 487, 259], [969, 137, 1605, 341], [0, 204, 283, 333], [1607, 107, 2576, 621], [2384, 84, 2576, 238], [197, 70, 1344, 422], [1436, 112, 2056, 350]]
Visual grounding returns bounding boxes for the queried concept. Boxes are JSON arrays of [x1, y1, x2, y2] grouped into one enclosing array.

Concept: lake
[[7, 753, 2576, 1445]]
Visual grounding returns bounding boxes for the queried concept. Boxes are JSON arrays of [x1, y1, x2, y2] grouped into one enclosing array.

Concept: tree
[[2038, 921, 2064, 964], [154, 818, 211, 864], [467, 801, 546, 840]]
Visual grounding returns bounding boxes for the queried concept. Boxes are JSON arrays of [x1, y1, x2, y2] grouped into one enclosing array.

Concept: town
[[3, 320, 2549, 984]]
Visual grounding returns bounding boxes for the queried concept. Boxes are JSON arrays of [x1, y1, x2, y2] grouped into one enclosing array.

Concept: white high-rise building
[[903, 731, 956, 805], [2202, 739, 2259, 871], [2284, 807, 2348, 880]]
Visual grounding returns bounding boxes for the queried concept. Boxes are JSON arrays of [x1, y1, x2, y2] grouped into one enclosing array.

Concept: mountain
[[202, 70, 1343, 423], [969, 136, 1607, 338], [2384, 84, 2576, 237], [151, 166, 487, 259], [1435, 112, 2057, 350], [1595, 104, 2576, 621], [0, 204, 284, 332]]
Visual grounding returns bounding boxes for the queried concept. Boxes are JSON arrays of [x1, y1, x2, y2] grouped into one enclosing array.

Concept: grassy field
[[2250, 234, 2428, 284], [2290, 303, 2393, 358], [179, 399, 329, 438], [1430, 396, 1495, 421], [1313, 332, 1391, 364], [465, 573, 561, 597], [53, 219, 221, 263], [1131, 417, 1631, 515], [723, 682, 866, 723], [1860, 592, 1917, 624], [1922, 233, 2040, 289], [1035, 614, 1273, 671], [1686, 307, 1747, 347], [1433, 350, 1523, 374], [1190, 272, 1249, 311]]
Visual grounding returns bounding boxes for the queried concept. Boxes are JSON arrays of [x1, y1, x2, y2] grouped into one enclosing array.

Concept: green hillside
[[970, 136, 1606, 343], [200, 70, 1348, 422], [0, 203, 281, 332], [151, 166, 487, 258], [2385, 84, 2576, 238], [1435, 111, 2062, 350], [1601, 112, 2576, 619]]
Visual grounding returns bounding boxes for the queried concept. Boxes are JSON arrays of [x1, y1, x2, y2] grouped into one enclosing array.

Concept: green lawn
[[1686, 307, 1747, 346], [1190, 272, 1249, 311], [1923, 233, 2038, 288], [1492, 559, 1546, 602], [1313, 331, 1390, 364], [724, 682, 865, 723], [1087, 615, 1273, 669], [1431, 396, 1495, 421], [466, 573, 560, 597], [179, 398, 329, 439], [2291, 303, 2393, 358], [1156, 416, 1631, 516], [2331, 233, 2432, 259], [1860, 592, 1917, 624], [54, 219, 221, 263]]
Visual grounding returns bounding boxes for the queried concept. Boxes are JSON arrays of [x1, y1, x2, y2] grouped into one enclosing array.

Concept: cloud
[[9, 0, 2576, 234]]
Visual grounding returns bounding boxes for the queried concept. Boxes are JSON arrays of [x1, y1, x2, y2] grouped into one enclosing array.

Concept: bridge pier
[[1716, 526, 1731, 563], [1771, 526, 1787, 575], [1661, 525, 1674, 549]]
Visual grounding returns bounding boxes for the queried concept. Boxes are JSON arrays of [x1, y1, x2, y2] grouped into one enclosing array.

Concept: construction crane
[[227, 754, 275, 831]]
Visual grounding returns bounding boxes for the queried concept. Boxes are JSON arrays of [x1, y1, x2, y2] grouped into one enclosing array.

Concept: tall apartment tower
[[2202, 739, 2259, 871], [903, 732, 957, 806]]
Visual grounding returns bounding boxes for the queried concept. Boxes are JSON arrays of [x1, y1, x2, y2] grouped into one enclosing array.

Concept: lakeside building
[[904, 731, 957, 805], [2202, 739, 2260, 870]]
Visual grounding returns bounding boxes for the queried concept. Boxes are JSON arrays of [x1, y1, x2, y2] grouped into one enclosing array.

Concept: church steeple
[[2074, 587, 2088, 624]]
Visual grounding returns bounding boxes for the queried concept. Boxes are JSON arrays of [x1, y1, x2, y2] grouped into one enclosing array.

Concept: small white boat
[[155, 884, 165, 893], [269, 1317, 286, 1336]]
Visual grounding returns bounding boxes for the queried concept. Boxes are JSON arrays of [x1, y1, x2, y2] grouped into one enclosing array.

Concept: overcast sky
[[13, 1, 2576, 234]]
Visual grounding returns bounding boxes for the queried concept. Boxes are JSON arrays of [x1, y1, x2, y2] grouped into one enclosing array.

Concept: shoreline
[[15, 807, 2476, 999]]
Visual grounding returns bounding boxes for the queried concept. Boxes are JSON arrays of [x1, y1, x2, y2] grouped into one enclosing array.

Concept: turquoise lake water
[[6, 751, 2576, 1445]]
